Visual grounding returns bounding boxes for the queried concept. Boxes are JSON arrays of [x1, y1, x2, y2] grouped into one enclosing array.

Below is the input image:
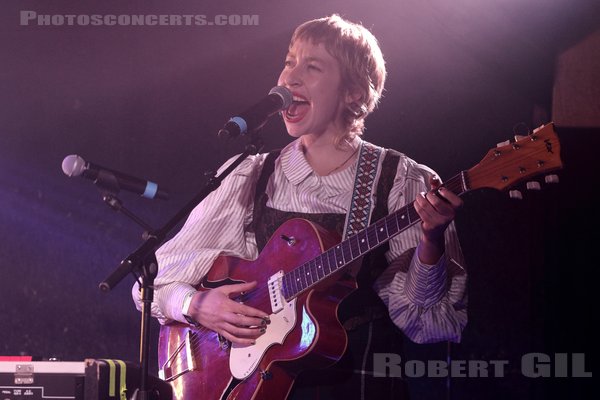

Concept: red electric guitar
[[158, 123, 563, 400]]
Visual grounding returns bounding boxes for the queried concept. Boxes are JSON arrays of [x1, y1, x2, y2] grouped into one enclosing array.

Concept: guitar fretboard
[[281, 172, 467, 300]]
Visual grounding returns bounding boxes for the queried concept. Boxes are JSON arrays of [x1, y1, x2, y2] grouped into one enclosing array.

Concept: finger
[[218, 329, 258, 346], [426, 191, 454, 215], [420, 190, 449, 216], [219, 322, 265, 340], [415, 192, 437, 220], [230, 301, 270, 320], [434, 187, 463, 209], [225, 312, 268, 328], [416, 191, 430, 208], [222, 281, 258, 296], [430, 175, 442, 189]]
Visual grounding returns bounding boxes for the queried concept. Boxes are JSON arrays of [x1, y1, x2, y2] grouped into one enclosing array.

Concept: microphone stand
[[102, 193, 154, 234], [99, 133, 265, 400], [95, 168, 155, 234]]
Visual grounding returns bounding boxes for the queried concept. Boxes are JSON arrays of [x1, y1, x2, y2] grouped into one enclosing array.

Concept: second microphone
[[62, 155, 169, 200]]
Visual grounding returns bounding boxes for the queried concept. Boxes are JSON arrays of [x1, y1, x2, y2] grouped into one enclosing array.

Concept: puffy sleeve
[[131, 153, 265, 324], [374, 154, 468, 343]]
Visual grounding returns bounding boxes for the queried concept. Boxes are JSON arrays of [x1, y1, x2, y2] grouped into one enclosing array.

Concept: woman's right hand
[[186, 281, 269, 345]]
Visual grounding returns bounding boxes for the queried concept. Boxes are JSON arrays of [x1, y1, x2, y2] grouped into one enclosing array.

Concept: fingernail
[[260, 327, 266, 334], [261, 319, 267, 326]]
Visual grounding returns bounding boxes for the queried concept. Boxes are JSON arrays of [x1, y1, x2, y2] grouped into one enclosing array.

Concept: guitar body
[[158, 218, 358, 400]]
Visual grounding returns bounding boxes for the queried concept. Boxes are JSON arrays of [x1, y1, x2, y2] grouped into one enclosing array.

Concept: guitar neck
[[280, 173, 467, 300], [280, 122, 563, 300]]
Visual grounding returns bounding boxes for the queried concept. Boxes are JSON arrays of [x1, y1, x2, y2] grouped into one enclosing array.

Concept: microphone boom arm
[[99, 136, 264, 291]]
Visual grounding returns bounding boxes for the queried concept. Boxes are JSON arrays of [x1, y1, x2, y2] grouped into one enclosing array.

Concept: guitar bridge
[[159, 328, 198, 382], [267, 271, 285, 313]]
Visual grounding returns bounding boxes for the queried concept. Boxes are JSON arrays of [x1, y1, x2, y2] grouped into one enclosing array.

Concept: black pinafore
[[249, 149, 409, 400]]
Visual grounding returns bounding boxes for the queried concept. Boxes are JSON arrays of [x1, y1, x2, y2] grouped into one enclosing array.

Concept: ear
[[344, 87, 363, 106]]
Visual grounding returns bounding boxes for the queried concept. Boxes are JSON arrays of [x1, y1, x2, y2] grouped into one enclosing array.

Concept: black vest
[[249, 148, 402, 326], [249, 148, 409, 399]]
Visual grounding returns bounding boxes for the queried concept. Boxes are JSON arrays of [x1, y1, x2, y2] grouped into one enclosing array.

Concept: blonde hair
[[290, 15, 387, 143]]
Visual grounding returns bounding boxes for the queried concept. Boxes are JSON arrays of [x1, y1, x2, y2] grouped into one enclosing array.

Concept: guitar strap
[[342, 141, 384, 240]]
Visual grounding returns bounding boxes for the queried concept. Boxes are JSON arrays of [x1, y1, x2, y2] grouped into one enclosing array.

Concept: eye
[[308, 64, 321, 71], [284, 59, 294, 67]]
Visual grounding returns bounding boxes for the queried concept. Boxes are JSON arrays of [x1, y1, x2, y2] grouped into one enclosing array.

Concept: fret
[[342, 241, 353, 263], [326, 249, 336, 275], [387, 213, 399, 236], [299, 263, 309, 289], [315, 255, 325, 280], [300, 263, 310, 287], [375, 219, 388, 243], [333, 244, 344, 271], [357, 230, 369, 254], [293, 267, 303, 292], [349, 234, 360, 259], [396, 206, 411, 230], [287, 272, 296, 298], [366, 225, 378, 249], [308, 259, 318, 285], [406, 203, 419, 225], [287, 269, 297, 297], [282, 273, 291, 299]]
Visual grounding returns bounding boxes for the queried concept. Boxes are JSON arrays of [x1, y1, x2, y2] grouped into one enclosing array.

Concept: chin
[[283, 123, 304, 138]]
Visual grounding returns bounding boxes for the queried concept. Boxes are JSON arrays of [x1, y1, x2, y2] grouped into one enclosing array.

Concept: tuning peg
[[532, 124, 545, 133], [545, 174, 560, 184], [514, 135, 527, 141], [496, 140, 510, 148], [509, 190, 523, 200], [526, 181, 541, 190]]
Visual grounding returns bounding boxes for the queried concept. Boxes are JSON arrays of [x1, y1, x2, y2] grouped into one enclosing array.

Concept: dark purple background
[[1, 1, 597, 399]]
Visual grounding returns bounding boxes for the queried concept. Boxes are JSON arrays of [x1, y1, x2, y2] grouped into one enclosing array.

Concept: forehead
[[287, 40, 336, 63]]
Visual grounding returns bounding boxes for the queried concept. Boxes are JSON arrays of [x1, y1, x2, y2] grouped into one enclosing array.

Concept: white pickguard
[[229, 298, 297, 380]]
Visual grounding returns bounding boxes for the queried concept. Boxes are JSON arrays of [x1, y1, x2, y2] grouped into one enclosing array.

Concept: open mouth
[[284, 94, 310, 123]]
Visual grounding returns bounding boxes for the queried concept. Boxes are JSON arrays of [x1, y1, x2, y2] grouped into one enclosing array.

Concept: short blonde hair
[[290, 15, 387, 141]]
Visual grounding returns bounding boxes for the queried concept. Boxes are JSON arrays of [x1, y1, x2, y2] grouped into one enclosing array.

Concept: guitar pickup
[[267, 271, 285, 313]]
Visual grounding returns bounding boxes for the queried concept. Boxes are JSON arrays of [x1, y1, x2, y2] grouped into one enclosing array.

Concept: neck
[[300, 134, 359, 176]]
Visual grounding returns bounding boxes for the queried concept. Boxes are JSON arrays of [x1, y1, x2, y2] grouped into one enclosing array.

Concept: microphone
[[61, 155, 169, 200], [218, 86, 293, 138]]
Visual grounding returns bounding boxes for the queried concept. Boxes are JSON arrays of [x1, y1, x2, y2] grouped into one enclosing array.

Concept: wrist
[[181, 290, 200, 327], [417, 236, 445, 265]]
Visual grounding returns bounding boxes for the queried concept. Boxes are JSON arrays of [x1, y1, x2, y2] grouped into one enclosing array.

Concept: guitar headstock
[[466, 123, 563, 193]]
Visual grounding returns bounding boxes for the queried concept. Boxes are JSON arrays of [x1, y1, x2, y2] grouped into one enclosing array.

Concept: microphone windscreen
[[269, 86, 293, 109], [62, 154, 86, 177]]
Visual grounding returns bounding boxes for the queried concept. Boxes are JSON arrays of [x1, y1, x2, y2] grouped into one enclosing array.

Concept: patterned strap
[[342, 141, 384, 240]]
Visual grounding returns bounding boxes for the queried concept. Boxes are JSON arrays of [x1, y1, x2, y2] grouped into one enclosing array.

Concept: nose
[[280, 65, 302, 88]]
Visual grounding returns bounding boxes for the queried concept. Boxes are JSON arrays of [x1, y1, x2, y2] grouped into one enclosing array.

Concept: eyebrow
[[285, 54, 326, 64]]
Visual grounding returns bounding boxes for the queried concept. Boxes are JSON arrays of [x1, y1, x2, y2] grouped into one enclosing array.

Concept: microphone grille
[[62, 154, 86, 177], [269, 86, 293, 109]]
